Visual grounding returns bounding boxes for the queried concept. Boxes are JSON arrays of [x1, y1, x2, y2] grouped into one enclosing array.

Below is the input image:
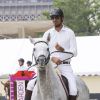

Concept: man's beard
[[55, 23, 62, 28], [54, 20, 63, 28]]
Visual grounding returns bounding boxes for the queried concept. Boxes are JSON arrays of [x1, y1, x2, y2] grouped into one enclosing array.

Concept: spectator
[[26, 60, 37, 73], [26, 61, 32, 67], [17, 58, 28, 71], [43, 8, 77, 100]]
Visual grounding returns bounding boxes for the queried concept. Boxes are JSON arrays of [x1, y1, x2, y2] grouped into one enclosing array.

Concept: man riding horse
[[43, 8, 78, 100], [25, 8, 78, 100]]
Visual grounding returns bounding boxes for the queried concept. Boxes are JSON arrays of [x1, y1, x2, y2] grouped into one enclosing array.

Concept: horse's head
[[30, 38, 50, 69]]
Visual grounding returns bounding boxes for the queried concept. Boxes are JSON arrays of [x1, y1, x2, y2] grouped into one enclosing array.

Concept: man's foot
[[69, 95, 77, 100]]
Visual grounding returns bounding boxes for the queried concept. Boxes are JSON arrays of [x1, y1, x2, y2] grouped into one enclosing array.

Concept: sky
[[0, 36, 100, 76]]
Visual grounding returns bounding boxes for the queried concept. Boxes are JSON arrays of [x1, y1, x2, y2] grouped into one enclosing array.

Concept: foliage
[[36, 32, 44, 37], [52, 0, 100, 36], [42, 11, 51, 20]]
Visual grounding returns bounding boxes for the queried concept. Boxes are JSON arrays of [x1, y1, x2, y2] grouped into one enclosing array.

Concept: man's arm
[[51, 57, 62, 65], [70, 31, 77, 57], [55, 43, 64, 52]]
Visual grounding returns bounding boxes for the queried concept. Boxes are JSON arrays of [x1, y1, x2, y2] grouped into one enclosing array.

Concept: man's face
[[51, 15, 63, 27], [18, 61, 24, 66], [27, 63, 30, 67]]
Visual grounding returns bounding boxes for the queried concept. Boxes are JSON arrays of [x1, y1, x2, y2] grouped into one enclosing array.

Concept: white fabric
[[27, 78, 37, 91], [27, 67, 37, 91], [43, 26, 77, 61], [16, 65, 28, 71], [58, 64, 77, 95], [28, 66, 37, 72], [43, 26, 77, 95]]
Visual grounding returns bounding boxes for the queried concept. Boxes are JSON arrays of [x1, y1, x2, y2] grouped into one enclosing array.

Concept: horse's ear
[[29, 36, 35, 44], [47, 33, 50, 42]]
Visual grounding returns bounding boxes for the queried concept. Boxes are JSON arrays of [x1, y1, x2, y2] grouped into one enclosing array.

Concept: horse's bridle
[[32, 41, 50, 66], [28, 41, 74, 70]]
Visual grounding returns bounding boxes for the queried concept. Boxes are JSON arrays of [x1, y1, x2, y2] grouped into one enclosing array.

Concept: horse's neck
[[36, 62, 67, 100], [37, 63, 54, 99]]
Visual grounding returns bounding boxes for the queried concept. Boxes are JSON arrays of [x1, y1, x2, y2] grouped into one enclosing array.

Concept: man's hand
[[51, 57, 62, 65], [55, 43, 64, 52]]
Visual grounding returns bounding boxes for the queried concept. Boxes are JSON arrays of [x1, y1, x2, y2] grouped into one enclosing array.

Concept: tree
[[53, 0, 100, 36]]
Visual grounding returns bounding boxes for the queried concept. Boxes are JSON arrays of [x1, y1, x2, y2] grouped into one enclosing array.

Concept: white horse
[[26, 38, 89, 100]]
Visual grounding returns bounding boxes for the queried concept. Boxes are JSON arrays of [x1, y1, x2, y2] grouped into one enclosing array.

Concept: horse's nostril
[[39, 58, 45, 62]]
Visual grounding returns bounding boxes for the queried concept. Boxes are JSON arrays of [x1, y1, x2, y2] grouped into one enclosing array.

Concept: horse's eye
[[47, 48, 49, 51]]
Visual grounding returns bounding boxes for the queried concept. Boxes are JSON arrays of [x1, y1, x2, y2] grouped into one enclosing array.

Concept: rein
[[50, 51, 74, 62], [30, 41, 74, 69]]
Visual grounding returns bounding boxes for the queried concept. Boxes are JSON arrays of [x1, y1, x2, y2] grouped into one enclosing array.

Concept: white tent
[[72, 36, 100, 74], [0, 36, 100, 75], [0, 39, 34, 75]]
